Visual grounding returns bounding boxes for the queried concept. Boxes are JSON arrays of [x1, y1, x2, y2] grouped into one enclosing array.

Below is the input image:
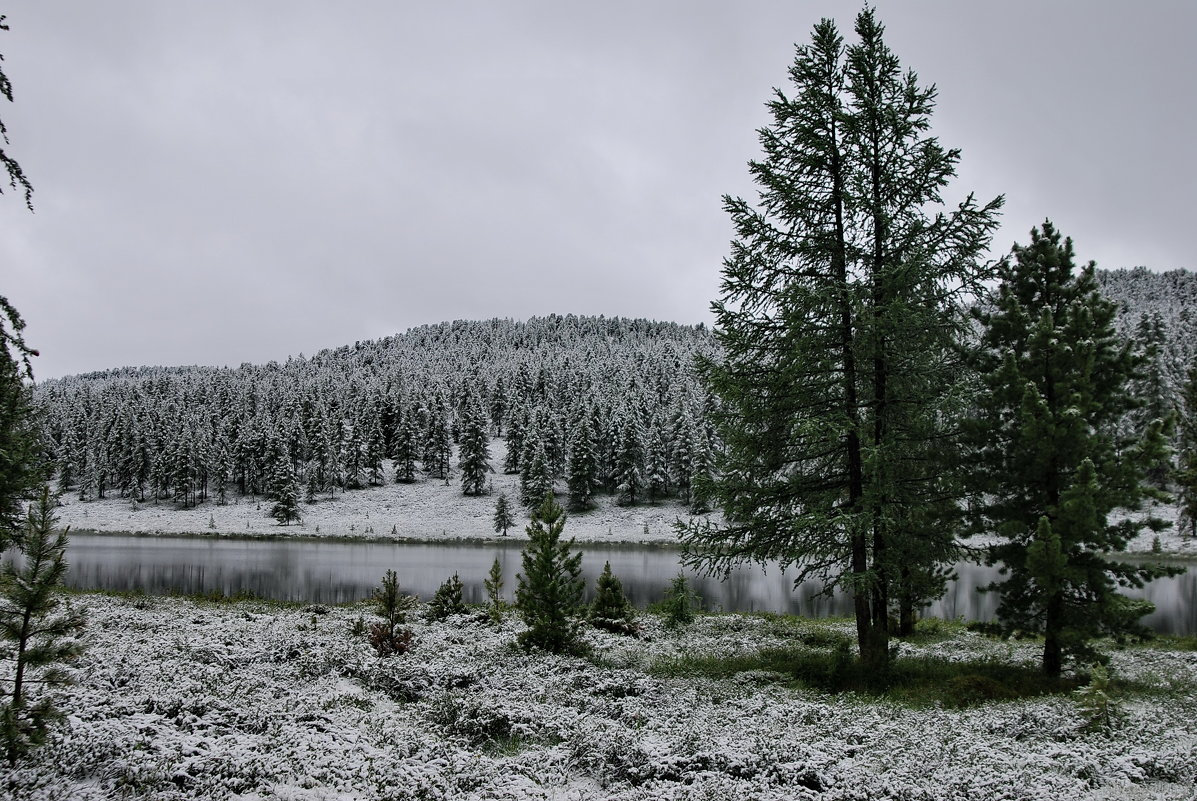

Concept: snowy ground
[[53, 439, 713, 545], [52, 452, 1197, 557], [5, 594, 1196, 800]]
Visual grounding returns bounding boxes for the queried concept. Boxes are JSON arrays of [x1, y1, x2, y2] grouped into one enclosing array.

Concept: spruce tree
[[613, 412, 645, 506], [428, 573, 467, 620], [369, 569, 416, 656], [963, 222, 1177, 676], [458, 407, 491, 496], [588, 561, 637, 635], [679, 9, 999, 669], [0, 327, 45, 550], [392, 415, 420, 484], [484, 558, 505, 624], [268, 459, 302, 526], [566, 416, 599, 512], [0, 488, 85, 765], [515, 494, 584, 653], [1177, 359, 1197, 540], [492, 493, 514, 537], [519, 438, 553, 509]]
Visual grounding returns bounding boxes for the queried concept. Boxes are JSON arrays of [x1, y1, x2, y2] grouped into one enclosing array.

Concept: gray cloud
[[3, 0, 1194, 378]]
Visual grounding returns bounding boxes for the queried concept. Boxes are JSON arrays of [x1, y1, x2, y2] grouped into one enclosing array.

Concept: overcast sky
[[3, 1, 1194, 380]]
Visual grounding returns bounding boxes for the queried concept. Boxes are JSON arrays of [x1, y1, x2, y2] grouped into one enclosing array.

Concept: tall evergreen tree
[[1178, 359, 1197, 540], [392, 414, 420, 484], [492, 492, 515, 537], [0, 488, 85, 765], [458, 407, 491, 496], [566, 415, 599, 512], [963, 222, 1176, 676], [0, 327, 45, 550], [268, 458, 302, 526], [515, 494, 584, 653], [679, 10, 1000, 669], [519, 435, 553, 509]]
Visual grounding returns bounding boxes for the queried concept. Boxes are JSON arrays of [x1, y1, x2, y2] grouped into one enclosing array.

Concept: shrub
[[428, 573, 467, 621]]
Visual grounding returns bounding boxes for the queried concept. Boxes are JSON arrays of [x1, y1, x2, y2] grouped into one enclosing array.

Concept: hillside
[[33, 269, 1197, 545]]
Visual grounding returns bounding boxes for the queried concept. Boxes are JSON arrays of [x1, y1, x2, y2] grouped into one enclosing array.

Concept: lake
[[61, 534, 1197, 634]]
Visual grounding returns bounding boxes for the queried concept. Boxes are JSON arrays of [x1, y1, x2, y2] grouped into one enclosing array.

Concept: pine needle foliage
[[369, 569, 416, 656], [428, 573, 467, 621], [963, 222, 1180, 676], [588, 561, 637, 636], [484, 558, 505, 624], [492, 493, 514, 537], [679, 9, 1001, 670], [515, 494, 584, 653], [0, 488, 85, 765], [658, 572, 699, 628]]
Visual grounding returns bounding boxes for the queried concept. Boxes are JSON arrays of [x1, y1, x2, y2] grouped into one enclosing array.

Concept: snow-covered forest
[[32, 269, 1196, 537], [34, 316, 719, 524]]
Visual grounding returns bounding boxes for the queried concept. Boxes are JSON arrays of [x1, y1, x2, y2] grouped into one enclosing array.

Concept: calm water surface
[[63, 534, 1196, 634]]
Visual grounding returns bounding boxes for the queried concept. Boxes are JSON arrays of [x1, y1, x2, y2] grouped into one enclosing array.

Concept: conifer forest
[[3, 6, 1197, 800]]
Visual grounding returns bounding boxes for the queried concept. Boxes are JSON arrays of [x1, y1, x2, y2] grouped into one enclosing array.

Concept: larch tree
[[679, 9, 1000, 669], [963, 222, 1176, 676]]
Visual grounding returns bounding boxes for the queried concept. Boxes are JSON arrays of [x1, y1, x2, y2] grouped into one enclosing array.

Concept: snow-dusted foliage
[[1096, 268, 1197, 402], [32, 317, 717, 520], [4, 594, 1195, 800]]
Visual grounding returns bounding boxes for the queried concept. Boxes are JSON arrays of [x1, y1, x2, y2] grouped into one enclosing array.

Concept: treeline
[[32, 315, 720, 518]]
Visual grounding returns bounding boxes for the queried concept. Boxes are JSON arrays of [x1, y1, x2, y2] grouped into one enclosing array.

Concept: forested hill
[[33, 316, 719, 509], [30, 268, 1194, 513]]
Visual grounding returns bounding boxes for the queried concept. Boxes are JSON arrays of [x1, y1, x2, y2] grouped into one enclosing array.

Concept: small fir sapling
[[588, 561, 638, 636], [484, 558, 505, 624], [0, 488, 85, 766], [428, 573, 467, 620], [492, 493, 514, 537], [659, 572, 698, 628], [369, 569, 416, 656], [515, 493, 584, 653]]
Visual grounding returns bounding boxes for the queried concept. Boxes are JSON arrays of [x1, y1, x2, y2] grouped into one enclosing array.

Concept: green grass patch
[[648, 644, 1080, 707], [1134, 633, 1197, 652]]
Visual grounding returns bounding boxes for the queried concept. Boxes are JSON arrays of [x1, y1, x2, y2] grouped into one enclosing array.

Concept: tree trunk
[[1043, 592, 1064, 677]]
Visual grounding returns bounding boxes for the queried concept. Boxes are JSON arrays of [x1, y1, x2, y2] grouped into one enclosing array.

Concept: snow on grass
[[53, 438, 715, 545], [52, 437, 1197, 557], [5, 594, 1196, 800]]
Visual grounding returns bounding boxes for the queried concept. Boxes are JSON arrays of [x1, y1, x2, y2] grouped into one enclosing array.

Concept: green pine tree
[[268, 458, 302, 526], [588, 561, 637, 635], [566, 416, 599, 512], [1177, 359, 1197, 539], [484, 558, 505, 624], [492, 493, 515, 537], [428, 573, 467, 620], [679, 9, 1000, 670], [369, 569, 416, 656], [659, 572, 699, 628], [515, 494, 584, 653], [964, 222, 1178, 676], [0, 329, 46, 551], [392, 415, 420, 484], [458, 408, 491, 496], [0, 488, 85, 766]]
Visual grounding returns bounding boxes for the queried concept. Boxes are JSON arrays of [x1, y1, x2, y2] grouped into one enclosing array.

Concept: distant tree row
[[32, 316, 720, 517]]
